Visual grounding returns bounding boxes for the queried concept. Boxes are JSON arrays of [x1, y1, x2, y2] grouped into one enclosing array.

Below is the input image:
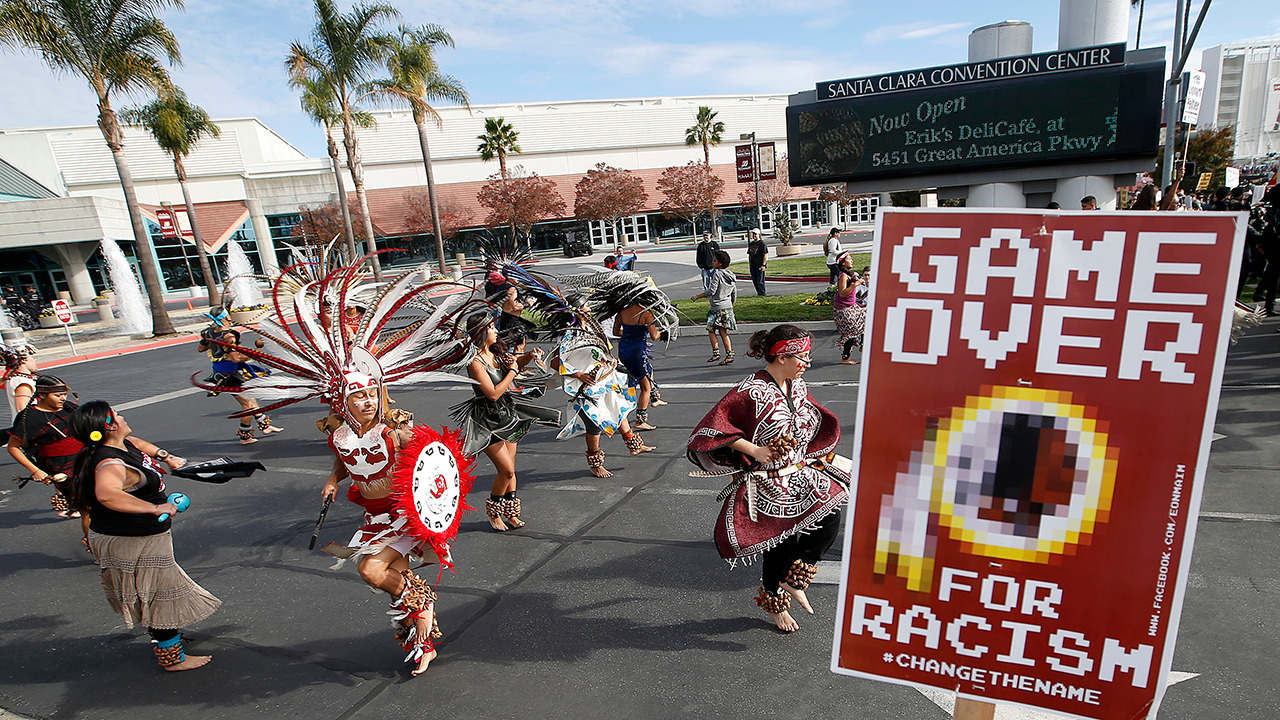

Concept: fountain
[[99, 238, 152, 335], [225, 241, 264, 308]]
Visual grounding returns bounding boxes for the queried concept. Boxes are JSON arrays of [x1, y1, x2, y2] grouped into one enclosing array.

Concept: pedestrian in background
[[695, 231, 720, 292], [824, 228, 843, 284], [747, 228, 768, 296], [692, 250, 737, 365]]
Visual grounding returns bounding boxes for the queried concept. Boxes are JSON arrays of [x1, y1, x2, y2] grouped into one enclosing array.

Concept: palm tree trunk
[[498, 152, 507, 179], [174, 154, 220, 305], [341, 109, 383, 280], [327, 126, 357, 263], [98, 103, 175, 336], [412, 111, 448, 274], [1135, 0, 1145, 48], [703, 139, 710, 167]]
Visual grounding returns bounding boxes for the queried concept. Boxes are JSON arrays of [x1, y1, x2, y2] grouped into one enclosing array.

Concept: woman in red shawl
[[687, 324, 849, 632]]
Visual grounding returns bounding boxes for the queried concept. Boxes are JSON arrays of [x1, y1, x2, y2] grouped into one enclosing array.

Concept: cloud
[[864, 21, 972, 45]]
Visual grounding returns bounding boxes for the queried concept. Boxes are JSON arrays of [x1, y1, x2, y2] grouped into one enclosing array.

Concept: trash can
[[95, 298, 115, 323]]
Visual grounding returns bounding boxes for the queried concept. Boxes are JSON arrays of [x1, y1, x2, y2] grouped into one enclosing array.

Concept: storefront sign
[[789, 61, 1162, 186], [834, 209, 1245, 720], [817, 44, 1125, 102]]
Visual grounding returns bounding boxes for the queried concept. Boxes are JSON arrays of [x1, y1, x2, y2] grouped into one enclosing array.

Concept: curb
[[41, 332, 201, 369], [732, 273, 830, 283]]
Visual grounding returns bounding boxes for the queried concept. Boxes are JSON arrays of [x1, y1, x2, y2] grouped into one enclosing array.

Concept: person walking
[[832, 253, 866, 365], [691, 250, 737, 365], [695, 231, 720, 292], [746, 228, 768, 296], [824, 228, 843, 284]]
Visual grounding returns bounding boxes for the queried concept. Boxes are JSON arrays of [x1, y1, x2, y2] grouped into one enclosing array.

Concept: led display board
[[787, 60, 1163, 186]]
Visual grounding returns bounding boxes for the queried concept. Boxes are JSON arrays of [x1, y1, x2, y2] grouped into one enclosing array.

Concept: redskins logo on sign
[[874, 385, 1118, 592]]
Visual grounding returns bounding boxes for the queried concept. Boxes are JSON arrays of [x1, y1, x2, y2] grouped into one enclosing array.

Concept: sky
[[1, 0, 1278, 158]]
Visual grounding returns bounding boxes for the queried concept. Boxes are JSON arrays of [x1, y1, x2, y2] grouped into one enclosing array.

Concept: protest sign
[[834, 208, 1245, 720]]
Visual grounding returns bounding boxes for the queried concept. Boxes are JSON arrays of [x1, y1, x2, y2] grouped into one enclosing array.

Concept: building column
[[1055, 175, 1119, 210], [244, 198, 278, 275], [38, 242, 99, 304], [967, 21, 1034, 208], [1058, 0, 1130, 49]]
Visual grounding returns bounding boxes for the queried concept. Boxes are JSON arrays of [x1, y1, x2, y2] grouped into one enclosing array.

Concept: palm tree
[[288, 0, 399, 280], [685, 105, 725, 167], [369, 24, 469, 274], [294, 75, 362, 264], [121, 88, 221, 305], [0, 0, 182, 335], [476, 117, 521, 178], [1132, 0, 1145, 49]]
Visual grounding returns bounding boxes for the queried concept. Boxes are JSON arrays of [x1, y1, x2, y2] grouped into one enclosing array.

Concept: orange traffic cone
[[187, 300, 194, 311]]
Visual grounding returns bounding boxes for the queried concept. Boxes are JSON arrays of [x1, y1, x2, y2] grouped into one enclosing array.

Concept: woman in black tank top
[[69, 400, 221, 672]]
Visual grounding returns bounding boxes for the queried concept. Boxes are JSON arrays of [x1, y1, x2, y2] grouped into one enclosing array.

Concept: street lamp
[[741, 132, 762, 230]]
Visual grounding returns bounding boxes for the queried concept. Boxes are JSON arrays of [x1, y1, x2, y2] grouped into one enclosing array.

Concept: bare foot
[[505, 514, 525, 529], [781, 583, 815, 614], [164, 654, 212, 671], [239, 436, 257, 445], [260, 425, 284, 435], [628, 442, 656, 456], [589, 464, 614, 478], [840, 358, 858, 365], [411, 647, 438, 676], [650, 399, 668, 407], [488, 515, 508, 532], [634, 421, 657, 430], [768, 610, 799, 632]]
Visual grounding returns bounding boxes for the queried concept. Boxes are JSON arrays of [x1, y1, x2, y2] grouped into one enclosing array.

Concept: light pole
[[741, 132, 762, 230]]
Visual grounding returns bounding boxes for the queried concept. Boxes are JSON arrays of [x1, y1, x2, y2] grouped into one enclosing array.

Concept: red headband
[[769, 336, 810, 357]]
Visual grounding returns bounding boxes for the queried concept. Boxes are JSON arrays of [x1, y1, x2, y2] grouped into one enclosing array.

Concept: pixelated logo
[[874, 385, 1117, 592]]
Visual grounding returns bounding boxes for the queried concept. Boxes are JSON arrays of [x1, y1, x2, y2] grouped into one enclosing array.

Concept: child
[[691, 250, 737, 365]]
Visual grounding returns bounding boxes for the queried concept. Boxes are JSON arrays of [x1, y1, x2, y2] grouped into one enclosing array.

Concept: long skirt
[[833, 304, 865, 348], [89, 530, 221, 630]]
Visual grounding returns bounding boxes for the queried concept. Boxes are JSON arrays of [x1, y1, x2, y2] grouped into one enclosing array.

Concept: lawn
[[728, 252, 872, 277], [672, 292, 834, 326]]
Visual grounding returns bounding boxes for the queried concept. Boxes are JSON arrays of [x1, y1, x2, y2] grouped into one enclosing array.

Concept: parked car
[[561, 234, 594, 258]]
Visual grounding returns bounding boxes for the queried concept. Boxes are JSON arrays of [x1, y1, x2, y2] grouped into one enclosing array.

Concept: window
[[589, 215, 650, 245], [621, 215, 649, 243]]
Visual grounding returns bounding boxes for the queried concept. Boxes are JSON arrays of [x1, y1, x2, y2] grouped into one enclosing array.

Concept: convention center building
[[0, 94, 880, 304]]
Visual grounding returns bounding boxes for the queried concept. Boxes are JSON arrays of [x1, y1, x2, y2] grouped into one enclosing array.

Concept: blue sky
[[2, 0, 1277, 158]]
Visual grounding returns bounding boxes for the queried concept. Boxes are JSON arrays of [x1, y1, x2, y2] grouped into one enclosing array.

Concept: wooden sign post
[[954, 698, 995, 720]]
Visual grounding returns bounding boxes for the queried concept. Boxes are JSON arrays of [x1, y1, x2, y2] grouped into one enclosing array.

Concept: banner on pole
[[156, 207, 180, 239], [736, 144, 755, 183], [758, 141, 777, 181], [833, 208, 1244, 720]]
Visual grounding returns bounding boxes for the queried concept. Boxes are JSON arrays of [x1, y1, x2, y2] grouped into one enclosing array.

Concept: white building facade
[[1200, 40, 1280, 161], [0, 94, 872, 303]]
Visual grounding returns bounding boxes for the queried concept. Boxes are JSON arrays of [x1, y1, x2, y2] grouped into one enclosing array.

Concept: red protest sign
[[834, 208, 1245, 720]]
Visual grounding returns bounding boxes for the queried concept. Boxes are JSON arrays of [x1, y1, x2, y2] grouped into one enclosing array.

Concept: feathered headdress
[[473, 231, 606, 341], [581, 270, 680, 341], [192, 252, 487, 430]]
